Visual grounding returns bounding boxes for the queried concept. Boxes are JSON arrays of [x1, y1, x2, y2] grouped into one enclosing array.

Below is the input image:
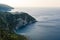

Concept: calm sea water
[[14, 8, 60, 40]]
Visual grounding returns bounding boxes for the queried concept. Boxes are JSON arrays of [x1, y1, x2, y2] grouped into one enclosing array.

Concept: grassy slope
[[0, 29, 27, 40]]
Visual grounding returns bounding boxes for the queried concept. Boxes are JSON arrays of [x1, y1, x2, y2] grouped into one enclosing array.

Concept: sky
[[0, 0, 60, 7]]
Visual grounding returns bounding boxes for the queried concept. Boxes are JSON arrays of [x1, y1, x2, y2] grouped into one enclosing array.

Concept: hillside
[[0, 12, 36, 40]]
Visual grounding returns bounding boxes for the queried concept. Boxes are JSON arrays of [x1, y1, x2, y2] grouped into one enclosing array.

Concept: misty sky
[[0, 0, 60, 7]]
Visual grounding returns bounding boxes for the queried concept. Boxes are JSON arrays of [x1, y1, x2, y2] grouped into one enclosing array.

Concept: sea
[[12, 7, 60, 40]]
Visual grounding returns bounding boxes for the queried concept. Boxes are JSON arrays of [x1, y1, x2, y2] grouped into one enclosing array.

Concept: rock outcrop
[[14, 12, 36, 29]]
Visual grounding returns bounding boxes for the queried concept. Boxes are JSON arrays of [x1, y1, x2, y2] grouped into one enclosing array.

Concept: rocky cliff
[[0, 12, 36, 31], [0, 12, 36, 40], [14, 12, 36, 29], [0, 4, 36, 40]]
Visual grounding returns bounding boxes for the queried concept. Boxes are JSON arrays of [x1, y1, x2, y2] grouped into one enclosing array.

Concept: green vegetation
[[0, 12, 27, 40], [0, 29, 27, 40], [0, 4, 36, 40], [0, 11, 36, 40]]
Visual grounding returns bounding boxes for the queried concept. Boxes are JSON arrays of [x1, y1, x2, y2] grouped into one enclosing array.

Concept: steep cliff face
[[0, 4, 36, 30], [0, 12, 36, 31], [0, 12, 30, 40], [0, 12, 36, 40], [0, 4, 36, 40], [0, 12, 15, 31], [14, 12, 36, 29]]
